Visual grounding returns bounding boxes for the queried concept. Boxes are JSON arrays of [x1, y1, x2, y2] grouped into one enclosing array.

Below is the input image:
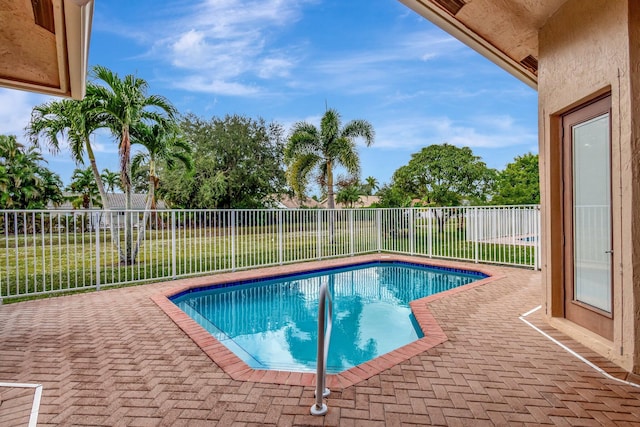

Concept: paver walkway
[[1, 255, 639, 426]]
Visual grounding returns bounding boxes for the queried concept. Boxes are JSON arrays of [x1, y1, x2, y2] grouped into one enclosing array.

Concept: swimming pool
[[170, 261, 486, 374]]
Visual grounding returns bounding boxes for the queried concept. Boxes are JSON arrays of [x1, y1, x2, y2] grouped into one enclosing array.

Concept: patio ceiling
[[399, 0, 569, 89], [0, 0, 94, 99]]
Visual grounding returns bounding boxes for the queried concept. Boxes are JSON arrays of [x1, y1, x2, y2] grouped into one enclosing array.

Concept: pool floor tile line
[[2, 255, 640, 425]]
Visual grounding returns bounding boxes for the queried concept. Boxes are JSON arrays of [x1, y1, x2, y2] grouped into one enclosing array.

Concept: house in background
[[270, 194, 321, 209], [401, 0, 640, 376], [0, 0, 93, 99], [319, 195, 380, 209], [49, 193, 167, 229], [51, 193, 167, 210]]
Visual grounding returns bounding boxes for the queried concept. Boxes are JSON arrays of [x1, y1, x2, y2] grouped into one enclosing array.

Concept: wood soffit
[[0, 0, 93, 99]]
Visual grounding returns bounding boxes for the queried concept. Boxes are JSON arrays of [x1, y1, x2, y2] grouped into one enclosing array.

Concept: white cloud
[[257, 57, 293, 79], [171, 29, 207, 60], [145, 0, 313, 94], [174, 76, 260, 96], [94, 3, 463, 99], [295, 31, 463, 94], [0, 89, 50, 139], [373, 114, 536, 150]]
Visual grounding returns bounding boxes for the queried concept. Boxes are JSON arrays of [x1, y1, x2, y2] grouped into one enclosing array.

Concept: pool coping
[[151, 254, 505, 389]]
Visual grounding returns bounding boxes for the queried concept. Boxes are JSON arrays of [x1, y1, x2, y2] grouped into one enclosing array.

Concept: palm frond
[[287, 153, 321, 197], [341, 119, 375, 147]]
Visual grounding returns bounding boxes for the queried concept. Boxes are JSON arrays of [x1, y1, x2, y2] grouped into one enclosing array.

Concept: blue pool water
[[171, 261, 486, 373]]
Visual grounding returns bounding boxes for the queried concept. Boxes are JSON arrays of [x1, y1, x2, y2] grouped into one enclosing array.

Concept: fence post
[[409, 208, 415, 255], [535, 206, 541, 270], [278, 210, 283, 265], [171, 211, 177, 279], [231, 210, 236, 271], [474, 207, 479, 263], [376, 209, 382, 253], [317, 210, 322, 260], [95, 217, 101, 291], [349, 210, 354, 256], [427, 209, 433, 258]]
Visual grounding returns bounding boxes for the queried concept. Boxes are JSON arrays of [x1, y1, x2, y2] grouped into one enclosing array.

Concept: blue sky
[[0, 0, 538, 192]]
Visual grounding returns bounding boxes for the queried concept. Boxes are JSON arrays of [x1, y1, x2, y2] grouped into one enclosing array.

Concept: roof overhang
[[0, 0, 94, 100], [399, 0, 570, 90]]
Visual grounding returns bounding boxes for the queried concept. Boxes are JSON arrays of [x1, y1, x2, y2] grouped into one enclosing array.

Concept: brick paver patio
[[1, 255, 639, 426]]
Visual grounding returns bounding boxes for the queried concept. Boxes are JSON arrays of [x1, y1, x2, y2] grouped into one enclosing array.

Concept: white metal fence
[[0, 206, 540, 301]]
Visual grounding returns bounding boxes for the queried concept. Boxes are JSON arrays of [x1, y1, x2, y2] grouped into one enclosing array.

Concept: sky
[[0, 0, 538, 193]]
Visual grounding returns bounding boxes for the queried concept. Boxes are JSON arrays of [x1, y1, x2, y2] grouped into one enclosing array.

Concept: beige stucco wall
[[538, 0, 639, 373], [629, 0, 640, 372]]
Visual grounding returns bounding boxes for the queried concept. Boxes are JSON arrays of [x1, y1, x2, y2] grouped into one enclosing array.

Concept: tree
[[90, 65, 177, 204], [374, 184, 412, 208], [131, 122, 192, 211], [100, 169, 121, 193], [336, 185, 361, 208], [392, 143, 495, 234], [492, 153, 540, 205], [284, 108, 374, 209], [130, 122, 193, 257], [362, 176, 379, 196], [0, 135, 63, 209], [393, 143, 495, 206], [28, 91, 109, 209], [67, 167, 101, 209], [90, 65, 177, 264], [129, 163, 150, 194], [159, 114, 287, 209]]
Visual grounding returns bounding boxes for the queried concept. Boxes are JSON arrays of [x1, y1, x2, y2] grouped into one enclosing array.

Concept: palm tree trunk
[[326, 161, 335, 243], [151, 177, 161, 228], [121, 128, 134, 265], [326, 161, 335, 210], [124, 188, 133, 264], [131, 159, 155, 263], [85, 137, 124, 262]]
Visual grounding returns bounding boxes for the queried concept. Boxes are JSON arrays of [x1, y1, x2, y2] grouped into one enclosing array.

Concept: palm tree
[[363, 176, 379, 196], [66, 167, 103, 232], [67, 167, 101, 209], [129, 122, 192, 258], [37, 168, 64, 208], [131, 122, 192, 212], [284, 108, 374, 210], [28, 92, 109, 209], [90, 65, 177, 202], [336, 185, 361, 208], [28, 92, 129, 256], [89, 65, 177, 264], [100, 168, 121, 193], [0, 135, 63, 209]]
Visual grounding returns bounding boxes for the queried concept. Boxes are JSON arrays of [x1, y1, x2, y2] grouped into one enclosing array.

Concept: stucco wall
[[538, 0, 638, 372], [628, 0, 640, 372]]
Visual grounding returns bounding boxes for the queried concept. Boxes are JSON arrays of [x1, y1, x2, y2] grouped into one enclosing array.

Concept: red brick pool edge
[[151, 254, 505, 389]]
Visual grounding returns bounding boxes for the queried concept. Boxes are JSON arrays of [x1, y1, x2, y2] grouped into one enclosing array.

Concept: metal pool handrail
[[310, 280, 333, 416]]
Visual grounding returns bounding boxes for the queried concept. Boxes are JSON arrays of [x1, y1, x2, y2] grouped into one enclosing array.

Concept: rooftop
[[1, 256, 638, 425]]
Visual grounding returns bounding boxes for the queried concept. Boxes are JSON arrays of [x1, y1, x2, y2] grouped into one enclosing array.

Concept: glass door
[[562, 95, 613, 340]]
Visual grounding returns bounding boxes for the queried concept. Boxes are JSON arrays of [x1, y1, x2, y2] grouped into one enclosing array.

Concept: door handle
[[604, 250, 613, 254]]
